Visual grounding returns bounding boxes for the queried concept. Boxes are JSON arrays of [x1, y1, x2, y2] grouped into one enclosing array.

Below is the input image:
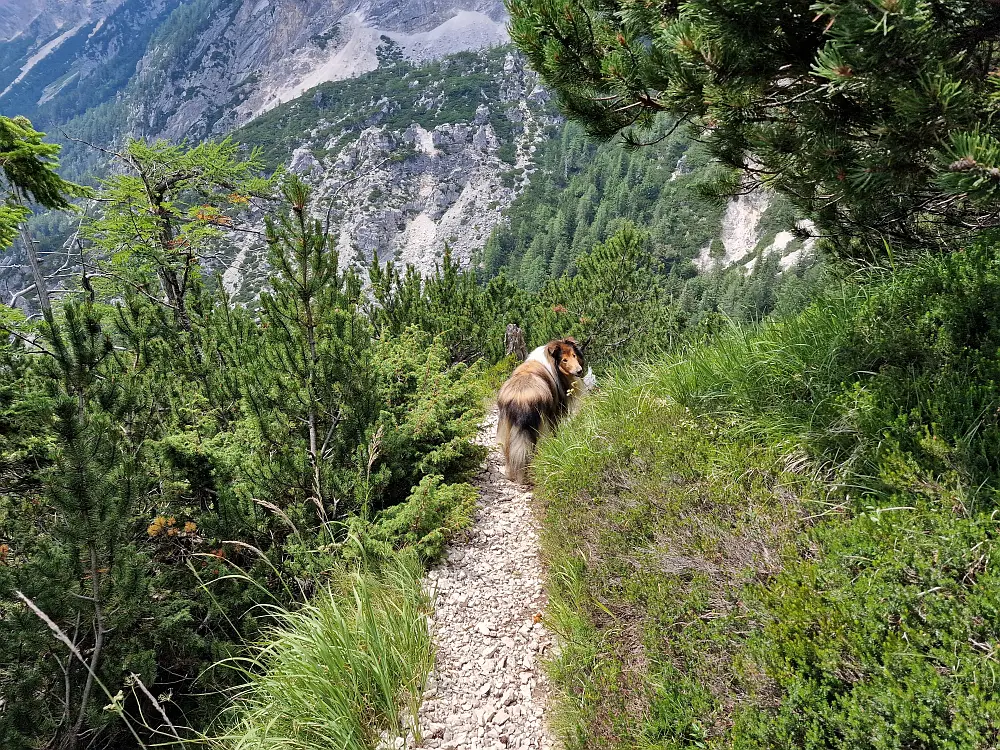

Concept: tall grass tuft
[[213, 553, 432, 750]]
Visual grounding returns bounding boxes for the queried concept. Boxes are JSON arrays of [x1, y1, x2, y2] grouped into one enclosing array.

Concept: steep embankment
[[530, 244, 1000, 749], [409, 411, 557, 750]]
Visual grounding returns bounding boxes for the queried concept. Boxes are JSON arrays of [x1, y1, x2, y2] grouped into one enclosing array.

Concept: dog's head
[[546, 337, 585, 378]]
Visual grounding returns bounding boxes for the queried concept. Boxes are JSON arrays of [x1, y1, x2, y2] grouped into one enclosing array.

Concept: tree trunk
[[505, 323, 527, 361], [71, 543, 105, 749], [14, 190, 51, 318]]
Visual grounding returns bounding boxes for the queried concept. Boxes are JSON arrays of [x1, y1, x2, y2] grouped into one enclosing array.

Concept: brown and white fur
[[496, 338, 587, 484]]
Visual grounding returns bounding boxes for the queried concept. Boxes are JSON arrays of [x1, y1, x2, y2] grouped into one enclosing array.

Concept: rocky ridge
[[0, 0, 508, 144], [129, 0, 509, 141], [222, 50, 555, 298], [0, 0, 122, 43]]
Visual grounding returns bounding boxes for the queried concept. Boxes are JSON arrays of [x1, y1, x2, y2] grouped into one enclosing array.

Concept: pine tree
[[0, 116, 84, 251], [370, 244, 532, 364], [508, 0, 1000, 257], [539, 223, 682, 359], [0, 116, 87, 314], [228, 176, 374, 525], [0, 301, 159, 750]]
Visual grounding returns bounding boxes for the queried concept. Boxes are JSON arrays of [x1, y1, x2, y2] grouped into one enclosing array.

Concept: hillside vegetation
[[0, 142, 491, 748], [4, 0, 1000, 748], [0, 125, 796, 748], [535, 241, 1000, 748], [502, 2, 1000, 746]]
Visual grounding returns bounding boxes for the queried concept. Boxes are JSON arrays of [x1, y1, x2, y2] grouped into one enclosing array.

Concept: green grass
[[534, 372, 806, 749], [534, 239, 1000, 749], [212, 554, 433, 750]]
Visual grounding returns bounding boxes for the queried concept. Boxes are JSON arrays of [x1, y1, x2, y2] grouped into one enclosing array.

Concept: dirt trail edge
[[410, 410, 559, 750]]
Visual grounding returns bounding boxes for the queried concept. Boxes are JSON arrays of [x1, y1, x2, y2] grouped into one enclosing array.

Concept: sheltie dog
[[496, 337, 587, 484]]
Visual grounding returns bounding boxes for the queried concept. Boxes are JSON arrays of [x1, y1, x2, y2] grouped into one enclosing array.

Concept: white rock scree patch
[[395, 410, 559, 750]]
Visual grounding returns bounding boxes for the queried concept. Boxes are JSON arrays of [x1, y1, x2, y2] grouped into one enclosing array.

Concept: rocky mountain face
[[0, 0, 515, 306], [695, 191, 818, 274], [130, 0, 508, 141], [221, 48, 555, 301], [0, 0, 123, 43], [0, 0, 507, 144], [220, 46, 812, 303]]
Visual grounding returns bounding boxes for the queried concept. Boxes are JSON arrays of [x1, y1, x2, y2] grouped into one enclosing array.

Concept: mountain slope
[[0, 0, 176, 126], [0, 0, 508, 145], [222, 47, 556, 299], [482, 117, 818, 293]]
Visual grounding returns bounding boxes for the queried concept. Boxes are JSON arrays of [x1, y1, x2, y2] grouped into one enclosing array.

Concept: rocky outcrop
[[696, 188, 814, 274], [129, 0, 509, 141], [222, 51, 553, 297], [0, 0, 507, 144]]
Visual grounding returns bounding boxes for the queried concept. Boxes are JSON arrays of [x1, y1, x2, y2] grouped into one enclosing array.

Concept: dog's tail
[[497, 405, 537, 485]]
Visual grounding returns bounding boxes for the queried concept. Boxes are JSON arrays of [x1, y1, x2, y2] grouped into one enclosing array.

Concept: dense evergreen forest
[[3, 1, 1000, 749]]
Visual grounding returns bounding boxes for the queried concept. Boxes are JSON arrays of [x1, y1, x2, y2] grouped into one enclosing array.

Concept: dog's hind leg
[[499, 403, 542, 484]]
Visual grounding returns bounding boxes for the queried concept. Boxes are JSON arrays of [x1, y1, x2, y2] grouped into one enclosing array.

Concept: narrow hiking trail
[[410, 410, 559, 750]]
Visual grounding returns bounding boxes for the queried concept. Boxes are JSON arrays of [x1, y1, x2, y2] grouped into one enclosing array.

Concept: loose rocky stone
[[404, 411, 558, 750]]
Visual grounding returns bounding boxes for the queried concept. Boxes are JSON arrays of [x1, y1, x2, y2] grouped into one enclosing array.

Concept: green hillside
[[481, 119, 723, 287], [536, 243, 1000, 748]]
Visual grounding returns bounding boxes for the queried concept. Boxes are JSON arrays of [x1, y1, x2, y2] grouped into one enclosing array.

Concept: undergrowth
[[213, 553, 433, 750], [534, 239, 1000, 749]]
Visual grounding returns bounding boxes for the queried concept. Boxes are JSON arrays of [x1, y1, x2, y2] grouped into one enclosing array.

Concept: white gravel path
[[409, 410, 559, 750]]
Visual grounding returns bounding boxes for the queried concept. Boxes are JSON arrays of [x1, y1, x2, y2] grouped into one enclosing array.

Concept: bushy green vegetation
[[371, 224, 701, 365], [534, 239, 1000, 749], [3, 129, 750, 750], [214, 555, 433, 750], [9, 5, 993, 746], [0, 140, 486, 749]]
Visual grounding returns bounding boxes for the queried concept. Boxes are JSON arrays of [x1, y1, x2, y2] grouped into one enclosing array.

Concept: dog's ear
[[546, 340, 562, 361], [565, 337, 584, 359]]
